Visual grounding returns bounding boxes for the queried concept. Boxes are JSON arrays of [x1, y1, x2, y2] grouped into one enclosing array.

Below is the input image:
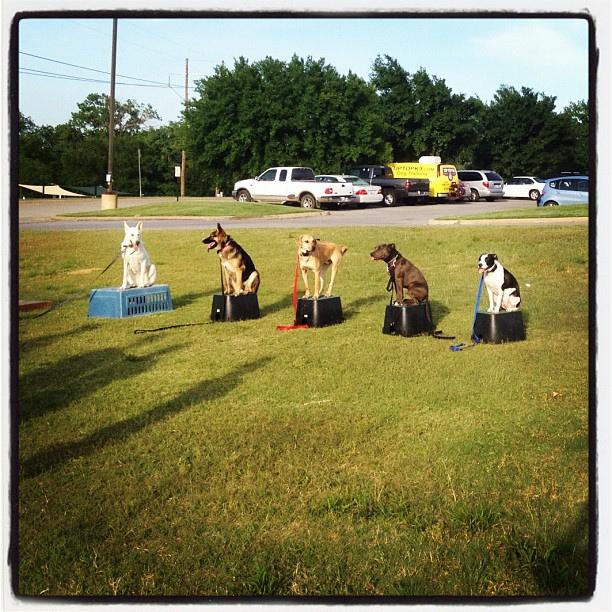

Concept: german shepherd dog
[[202, 223, 260, 295]]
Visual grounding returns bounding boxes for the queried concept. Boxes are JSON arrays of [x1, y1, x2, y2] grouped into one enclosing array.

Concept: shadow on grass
[[172, 289, 217, 309], [429, 300, 451, 327], [343, 294, 382, 320], [19, 342, 185, 423], [21, 356, 274, 479], [18, 322, 101, 352], [527, 502, 591, 596], [260, 294, 294, 317]]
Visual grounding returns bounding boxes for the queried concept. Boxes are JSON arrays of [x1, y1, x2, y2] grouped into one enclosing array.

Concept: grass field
[[17, 225, 590, 599], [62, 198, 312, 218], [438, 204, 588, 220]]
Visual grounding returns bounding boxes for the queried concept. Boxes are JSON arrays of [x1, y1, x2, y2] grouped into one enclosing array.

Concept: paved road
[[18, 196, 538, 230]]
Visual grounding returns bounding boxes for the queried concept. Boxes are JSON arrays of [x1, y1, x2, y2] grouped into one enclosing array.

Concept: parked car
[[232, 166, 356, 208], [537, 176, 589, 206], [315, 174, 383, 206], [457, 170, 505, 201], [350, 165, 429, 206], [503, 176, 546, 200]]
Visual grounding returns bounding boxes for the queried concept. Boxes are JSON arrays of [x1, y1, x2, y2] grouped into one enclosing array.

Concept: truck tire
[[236, 189, 251, 202], [300, 193, 319, 209], [382, 189, 397, 207]]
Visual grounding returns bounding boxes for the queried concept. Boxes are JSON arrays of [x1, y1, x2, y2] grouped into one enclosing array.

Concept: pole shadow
[[19, 342, 186, 423], [21, 356, 274, 479]]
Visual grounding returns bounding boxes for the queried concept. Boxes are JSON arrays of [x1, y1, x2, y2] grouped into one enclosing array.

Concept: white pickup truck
[[232, 166, 356, 209]]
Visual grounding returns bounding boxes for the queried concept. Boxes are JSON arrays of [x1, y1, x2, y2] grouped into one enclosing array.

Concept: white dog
[[477, 253, 521, 313], [120, 221, 157, 289]]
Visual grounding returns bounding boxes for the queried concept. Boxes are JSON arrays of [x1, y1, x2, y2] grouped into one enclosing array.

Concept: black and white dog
[[477, 253, 521, 313]]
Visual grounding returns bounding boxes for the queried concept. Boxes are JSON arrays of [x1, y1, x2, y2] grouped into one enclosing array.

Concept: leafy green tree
[[474, 86, 578, 178], [369, 56, 477, 164], [137, 122, 185, 196], [18, 113, 57, 187], [186, 55, 386, 194], [561, 100, 589, 173], [70, 93, 160, 135]]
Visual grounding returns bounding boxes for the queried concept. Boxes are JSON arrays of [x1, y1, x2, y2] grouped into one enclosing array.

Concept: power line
[[19, 51, 178, 88], [19, 68, 176, 88]]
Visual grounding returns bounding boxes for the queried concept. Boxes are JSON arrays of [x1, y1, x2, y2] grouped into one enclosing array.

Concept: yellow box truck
[[388, 156, 460, 201]]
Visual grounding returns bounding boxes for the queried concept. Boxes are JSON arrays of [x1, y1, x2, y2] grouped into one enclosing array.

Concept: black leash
[[94, 250, 124, 282], [22, 250, 124, 319], [385, 276, 455, 340], [134, 322, 210, 334], [424, 302, 455, 340], [134, 259, 224, 334]]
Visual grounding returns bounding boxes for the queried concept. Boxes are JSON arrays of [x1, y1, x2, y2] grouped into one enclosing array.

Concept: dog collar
[[386, 254, 399, 271]]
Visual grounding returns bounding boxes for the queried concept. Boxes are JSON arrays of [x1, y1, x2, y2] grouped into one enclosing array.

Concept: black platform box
[[383, 301, 433, 337], [210, 293, 260, 322], [473, 310, 525, 343], [295, 296, 343, 327]]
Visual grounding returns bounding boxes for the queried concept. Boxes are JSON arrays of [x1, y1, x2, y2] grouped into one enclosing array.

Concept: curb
[[429, 216, 588, 226], [48, 211, 330, 222]]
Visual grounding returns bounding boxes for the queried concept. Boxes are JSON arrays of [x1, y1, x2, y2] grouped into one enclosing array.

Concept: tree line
[[18, 54, 588, 197]]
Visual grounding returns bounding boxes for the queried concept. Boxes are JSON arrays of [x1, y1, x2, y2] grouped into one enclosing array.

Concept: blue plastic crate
[[88, 284, 173, 318]]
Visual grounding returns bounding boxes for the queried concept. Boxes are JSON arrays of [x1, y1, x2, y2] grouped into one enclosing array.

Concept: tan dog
[[297, 234, 347, 299]]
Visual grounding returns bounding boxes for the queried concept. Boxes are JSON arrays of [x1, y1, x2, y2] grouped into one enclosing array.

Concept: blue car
[[537, 176, 589, 206]]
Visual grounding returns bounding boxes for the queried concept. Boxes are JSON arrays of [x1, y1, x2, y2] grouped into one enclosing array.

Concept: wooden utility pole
[[107, 18, 117, 194], [180, 57, 188, 198]]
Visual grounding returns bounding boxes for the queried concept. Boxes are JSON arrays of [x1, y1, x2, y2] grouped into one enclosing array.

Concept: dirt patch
[[68, 268, 102, 275]]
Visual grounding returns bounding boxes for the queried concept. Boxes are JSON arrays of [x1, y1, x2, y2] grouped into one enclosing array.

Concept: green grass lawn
[[17, 225, 590, 598], [62, 198, 312, 218], [438, 204, 588, 221]]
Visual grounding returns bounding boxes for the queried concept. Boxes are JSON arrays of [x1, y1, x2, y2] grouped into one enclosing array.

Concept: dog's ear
[[296, 235, 304, 246], [389, 243, 395, 251], [123, 221, 129, 232], [491, 253, 498, 260], [137, 221, 143, 232], [217, 223, 223, 232]]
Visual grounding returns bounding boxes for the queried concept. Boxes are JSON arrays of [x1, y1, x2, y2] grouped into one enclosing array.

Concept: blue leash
[[450, 275, 484, 352]]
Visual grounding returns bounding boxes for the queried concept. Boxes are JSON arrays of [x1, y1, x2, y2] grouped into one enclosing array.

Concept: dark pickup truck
[[350, 165, 430, 206]]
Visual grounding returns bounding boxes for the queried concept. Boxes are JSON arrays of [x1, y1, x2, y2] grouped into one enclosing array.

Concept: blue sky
[[17, 16, 590, 127]]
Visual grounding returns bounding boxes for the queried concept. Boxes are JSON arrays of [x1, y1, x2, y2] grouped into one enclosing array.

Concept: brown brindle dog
[[370, 243, 429, 305]]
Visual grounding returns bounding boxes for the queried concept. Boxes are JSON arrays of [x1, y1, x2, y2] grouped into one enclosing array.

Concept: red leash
[[276, 256, 309, 331]]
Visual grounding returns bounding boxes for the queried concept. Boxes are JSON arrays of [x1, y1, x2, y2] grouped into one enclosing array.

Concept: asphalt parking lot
[[18, 196, 540, 230]]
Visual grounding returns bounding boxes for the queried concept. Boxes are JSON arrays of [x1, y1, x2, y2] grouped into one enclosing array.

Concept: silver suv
[[457, 170, 505, 201]]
